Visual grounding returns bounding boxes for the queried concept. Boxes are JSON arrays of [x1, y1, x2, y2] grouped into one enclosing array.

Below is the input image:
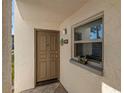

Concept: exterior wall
[[14, 1, 59, 93], [14, 2, 34, 93], [59, 0, 121, 93], [2, 0, 12, 93]]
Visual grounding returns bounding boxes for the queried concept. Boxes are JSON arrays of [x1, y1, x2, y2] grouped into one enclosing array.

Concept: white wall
[[14, 2, 34, 93], [14, 1, 59, 93], [59, 0, 121, 93]]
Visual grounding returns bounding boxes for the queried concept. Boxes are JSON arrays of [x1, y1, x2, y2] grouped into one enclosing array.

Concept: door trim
[[34, 28, 60, 87]]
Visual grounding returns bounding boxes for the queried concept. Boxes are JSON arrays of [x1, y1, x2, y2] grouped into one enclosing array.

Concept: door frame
[[34, 28, 60, 87]]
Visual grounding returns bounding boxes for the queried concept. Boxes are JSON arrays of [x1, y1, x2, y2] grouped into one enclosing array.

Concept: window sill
[[70, 58, 103, 76]]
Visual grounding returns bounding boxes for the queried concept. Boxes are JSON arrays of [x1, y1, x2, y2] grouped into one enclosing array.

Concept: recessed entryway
[[35, 29, 60, 85]]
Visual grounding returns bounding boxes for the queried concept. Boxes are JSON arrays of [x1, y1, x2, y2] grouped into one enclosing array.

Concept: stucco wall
[[59, 0, 121, 93], [14, 2, 34, 93], [14, 1, 59, 93]]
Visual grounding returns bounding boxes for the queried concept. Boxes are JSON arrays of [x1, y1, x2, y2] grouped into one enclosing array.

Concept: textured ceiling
[[16, 0, 88, 25]]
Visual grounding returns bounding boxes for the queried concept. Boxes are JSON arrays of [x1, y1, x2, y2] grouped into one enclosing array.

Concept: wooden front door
[[36, 30, 60, 82]]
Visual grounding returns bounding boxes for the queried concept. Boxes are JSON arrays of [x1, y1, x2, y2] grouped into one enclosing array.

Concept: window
[[71, 13, 104, 74]]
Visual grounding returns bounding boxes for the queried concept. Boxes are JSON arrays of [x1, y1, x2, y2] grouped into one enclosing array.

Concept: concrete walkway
[[20, 82, 67, 93]]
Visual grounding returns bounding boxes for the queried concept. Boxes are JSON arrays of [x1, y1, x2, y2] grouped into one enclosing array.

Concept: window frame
[[71, 12, 104, 72]]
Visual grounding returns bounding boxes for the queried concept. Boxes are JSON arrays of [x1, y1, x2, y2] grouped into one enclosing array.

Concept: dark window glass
[[74, 43, 102, 62], [74, 18, 103, 41]]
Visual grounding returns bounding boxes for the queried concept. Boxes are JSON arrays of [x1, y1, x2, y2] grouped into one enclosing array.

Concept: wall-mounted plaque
[[64, 39, 68, 44]]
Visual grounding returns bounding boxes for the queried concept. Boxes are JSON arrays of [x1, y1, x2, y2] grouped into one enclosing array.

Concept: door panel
[[49, 33, 59, 79], [37, 32, 48, 82], [50, 61, 56, 78], [36, 30, 60, 82], [37, 62, 47, 81]]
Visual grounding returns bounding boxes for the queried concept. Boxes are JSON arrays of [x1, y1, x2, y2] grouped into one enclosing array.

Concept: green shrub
[[12, 54, 14, 84]]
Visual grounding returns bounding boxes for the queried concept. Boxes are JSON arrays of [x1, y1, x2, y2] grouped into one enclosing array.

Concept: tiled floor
[[20, 82, 67, 93]]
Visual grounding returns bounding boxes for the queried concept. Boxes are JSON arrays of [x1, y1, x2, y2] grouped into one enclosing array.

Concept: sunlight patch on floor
[[102, 82, 120, 93]]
